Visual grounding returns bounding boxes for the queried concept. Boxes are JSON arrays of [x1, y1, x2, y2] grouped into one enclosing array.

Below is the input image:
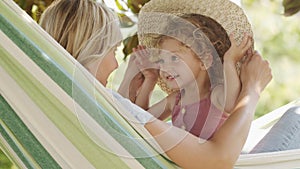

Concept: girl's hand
[[224, 33, 253, 64], [118, 54, 144, 102], [133, 45, 159, 82], [128, 72, 144, 102]]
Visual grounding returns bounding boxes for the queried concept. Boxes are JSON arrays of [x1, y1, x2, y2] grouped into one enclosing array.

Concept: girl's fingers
[[136, 45, 142, 57], [130, 51, 136, 61], [132, 47, 136, 56], [138, 45, 145, 55], [141, 46, 149, 57], [133, 45, 158, 70], [136, 45, 147, 58]]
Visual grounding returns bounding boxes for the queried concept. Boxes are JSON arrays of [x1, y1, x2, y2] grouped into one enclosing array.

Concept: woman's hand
[[224, 33, 253, 64], [240, 51, 272, 95]]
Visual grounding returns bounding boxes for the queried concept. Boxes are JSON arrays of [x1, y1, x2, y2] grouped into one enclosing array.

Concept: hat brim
[[138, 0, 253, 46]]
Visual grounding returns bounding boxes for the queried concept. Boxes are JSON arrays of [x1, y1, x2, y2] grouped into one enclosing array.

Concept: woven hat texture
[[138, 0, 253, 46]]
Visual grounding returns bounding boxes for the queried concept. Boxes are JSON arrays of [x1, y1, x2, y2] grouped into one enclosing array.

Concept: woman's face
[[158, 38, 202, 90], [86, 46, 119, 86]]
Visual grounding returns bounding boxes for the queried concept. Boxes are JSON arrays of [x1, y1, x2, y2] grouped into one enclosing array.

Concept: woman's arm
[[219, 34, 253, 113], [145, 86, 259, 169], [144, 52, 272, 169], [223, 59, 241, 112]]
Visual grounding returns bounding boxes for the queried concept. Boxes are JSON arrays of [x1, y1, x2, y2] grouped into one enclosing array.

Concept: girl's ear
[[201, 53, 213, 70]]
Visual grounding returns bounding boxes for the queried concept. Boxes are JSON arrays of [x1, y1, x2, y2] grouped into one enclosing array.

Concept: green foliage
[[243, 0, 300, 118], [114, 0, 150, 57], [14, 0, 54, 22], [122, 34, 138, 60], [127, 0, 150, 13], [283, 0, 300, 16]]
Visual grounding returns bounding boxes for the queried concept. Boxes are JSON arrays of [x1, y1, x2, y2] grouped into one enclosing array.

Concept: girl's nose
[[159, 61, 175, 71], [159, 65, 175, 75]]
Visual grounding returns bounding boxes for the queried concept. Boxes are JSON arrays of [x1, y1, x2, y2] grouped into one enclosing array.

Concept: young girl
[[129, 13, 253, 139]]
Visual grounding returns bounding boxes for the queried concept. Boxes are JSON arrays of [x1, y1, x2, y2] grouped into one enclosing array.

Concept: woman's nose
[[113, 58, 118, 70]]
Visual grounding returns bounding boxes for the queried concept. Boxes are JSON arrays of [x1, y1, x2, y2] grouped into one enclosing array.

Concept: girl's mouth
[[166, 74, 179, 80]]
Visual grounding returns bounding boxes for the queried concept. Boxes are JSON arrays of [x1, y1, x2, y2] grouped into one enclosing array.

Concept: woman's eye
[[171, 55, 179, 62]]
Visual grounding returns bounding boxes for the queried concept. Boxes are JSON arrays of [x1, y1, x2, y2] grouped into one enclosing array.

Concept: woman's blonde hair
[[39, 0, 122, 67]]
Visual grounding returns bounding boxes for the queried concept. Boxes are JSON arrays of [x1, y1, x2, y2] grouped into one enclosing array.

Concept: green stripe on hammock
[[0, 95, 59, 169]]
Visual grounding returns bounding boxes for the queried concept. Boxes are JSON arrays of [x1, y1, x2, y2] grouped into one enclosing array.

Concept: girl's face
[[86, 46, 119, 86], [158, 38, 203, 90]]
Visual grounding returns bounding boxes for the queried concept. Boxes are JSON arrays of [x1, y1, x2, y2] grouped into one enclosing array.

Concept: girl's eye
[[171, 55, 179, 62], [156, 59, 165, 64]]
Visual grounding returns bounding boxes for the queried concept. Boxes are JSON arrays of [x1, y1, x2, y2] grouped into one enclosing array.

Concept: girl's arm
[[215, 34, 253, 113], [144, 52, 272, 169], [134, 77, 157, 109], [118, 54, 143, 101], [131, 45, 159, 110], [118, 46, 159, 106]]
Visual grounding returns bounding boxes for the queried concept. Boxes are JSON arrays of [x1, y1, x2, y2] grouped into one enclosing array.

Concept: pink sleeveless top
[[172, 92, 228, 140]]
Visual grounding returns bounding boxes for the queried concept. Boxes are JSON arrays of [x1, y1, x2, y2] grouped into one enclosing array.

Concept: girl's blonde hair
[[39, 0, 122, 67]]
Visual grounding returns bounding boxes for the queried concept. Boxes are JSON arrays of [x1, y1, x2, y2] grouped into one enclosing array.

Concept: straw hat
[[137, 0, 253, 94]]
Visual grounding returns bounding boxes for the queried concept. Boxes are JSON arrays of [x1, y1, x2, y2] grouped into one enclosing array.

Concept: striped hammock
[[0, 0, 300, 168]]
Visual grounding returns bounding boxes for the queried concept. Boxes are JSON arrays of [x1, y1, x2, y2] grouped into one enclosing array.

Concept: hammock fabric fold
[[0, 0, 299, 168]]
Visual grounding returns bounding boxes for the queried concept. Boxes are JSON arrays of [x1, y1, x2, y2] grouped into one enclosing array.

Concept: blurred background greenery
[[1, 0, 299, 168], [243, 0, 300, 117]]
